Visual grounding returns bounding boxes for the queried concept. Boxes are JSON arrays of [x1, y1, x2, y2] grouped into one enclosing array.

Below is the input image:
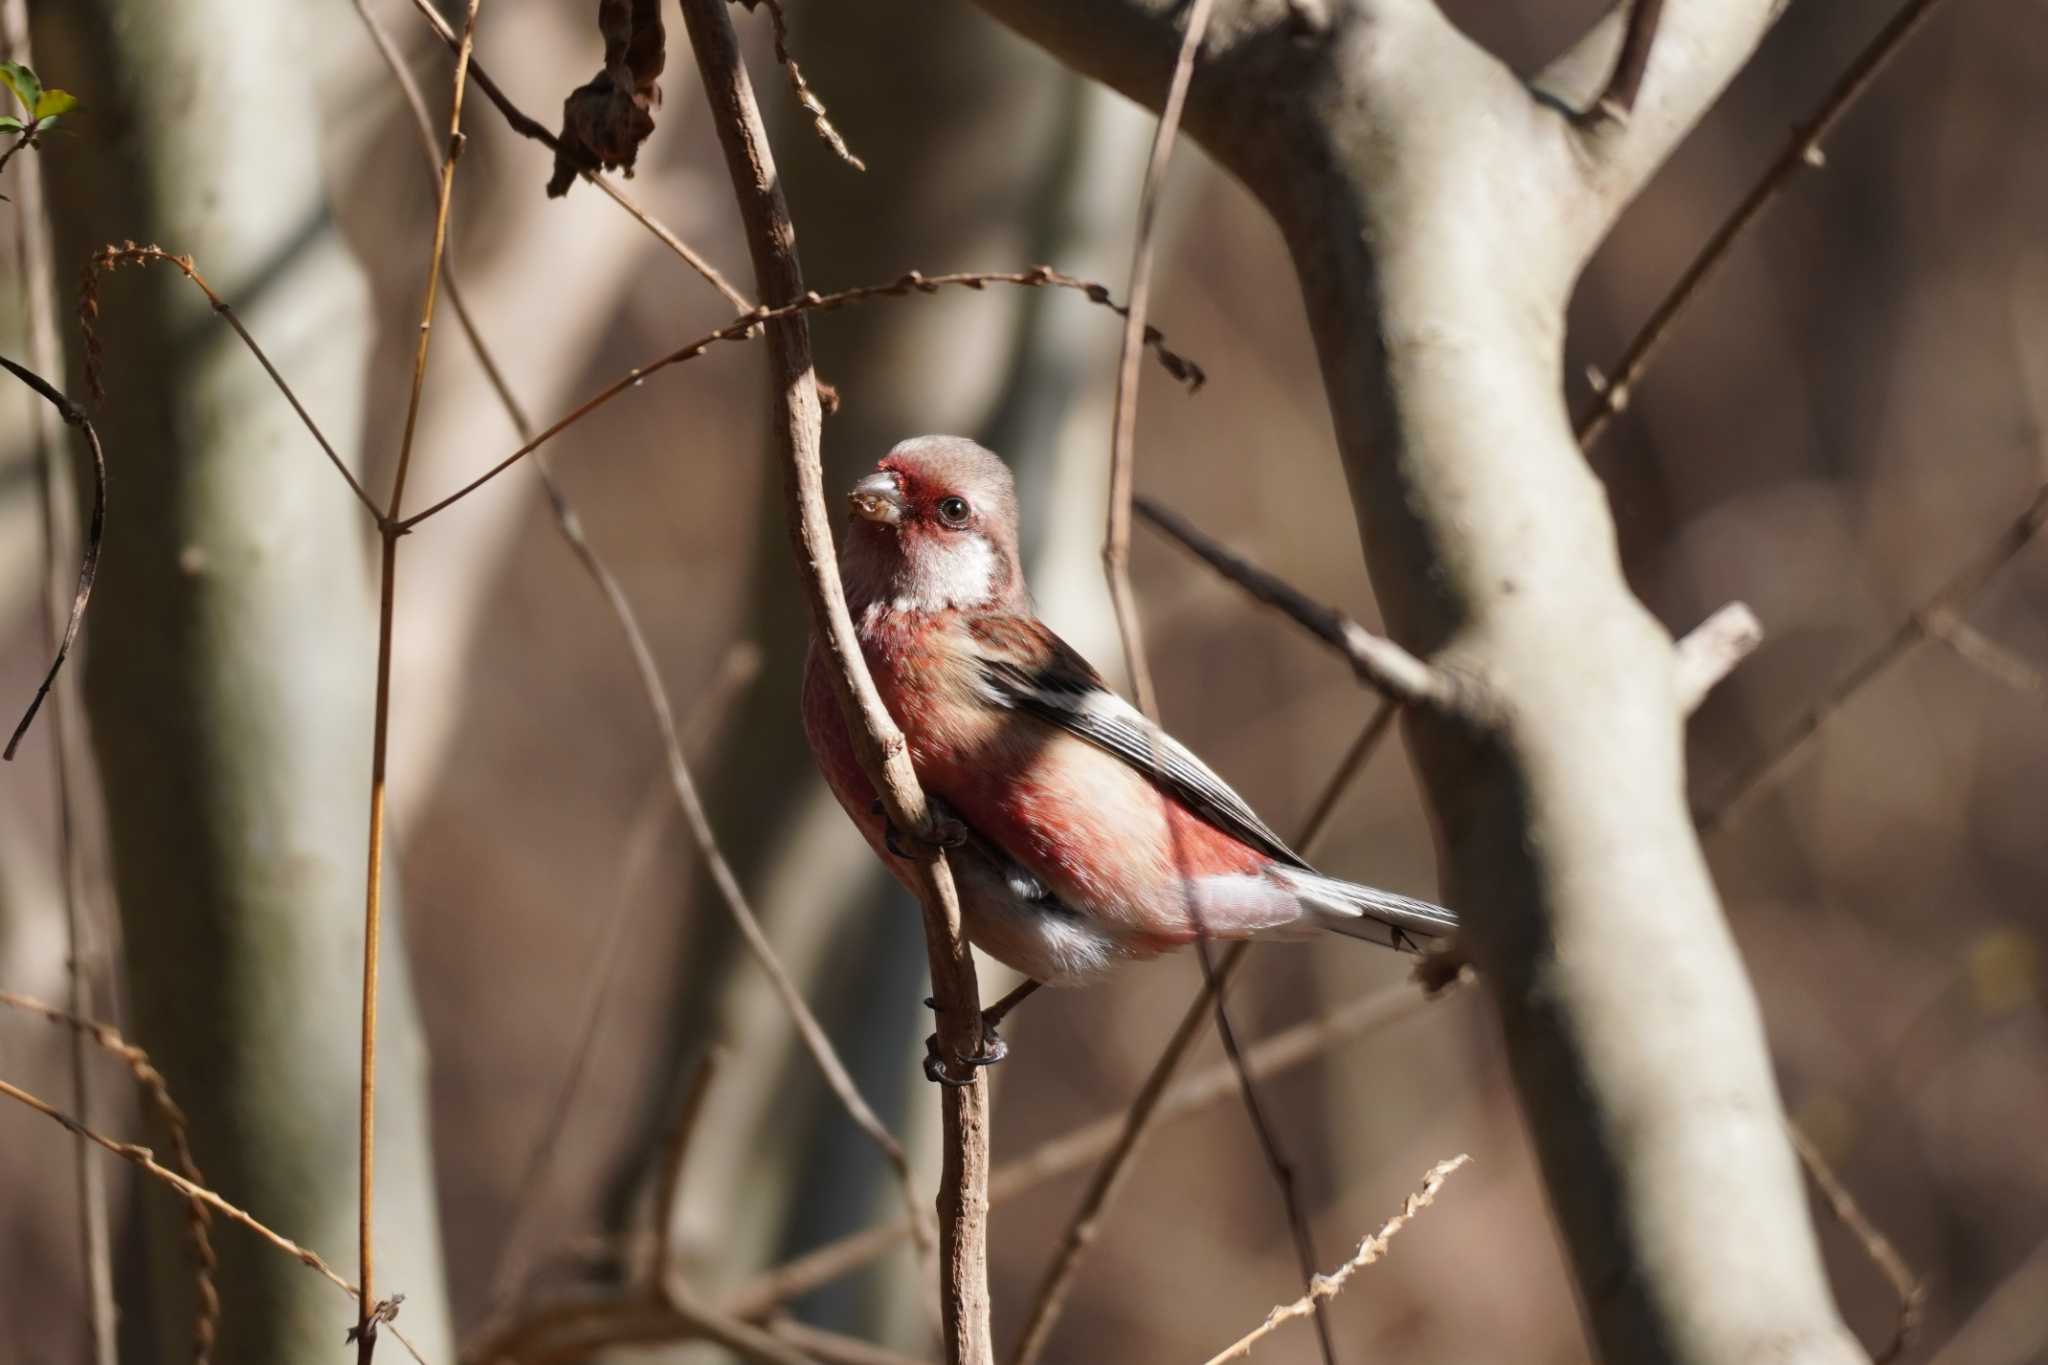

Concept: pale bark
[[965, 1, 1862, 1361], [32, 2, 453, 1358]]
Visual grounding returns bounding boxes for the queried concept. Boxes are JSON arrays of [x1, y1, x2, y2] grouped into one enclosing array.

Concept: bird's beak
[[848, 470, 904, 525]]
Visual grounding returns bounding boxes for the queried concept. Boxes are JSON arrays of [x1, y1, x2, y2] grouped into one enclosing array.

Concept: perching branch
[[355, 0, 933, 1282], [675, 1, 993, 1361]]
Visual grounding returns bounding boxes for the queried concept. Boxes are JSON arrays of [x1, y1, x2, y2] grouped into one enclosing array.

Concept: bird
[[801, 435, 1456, 1076]]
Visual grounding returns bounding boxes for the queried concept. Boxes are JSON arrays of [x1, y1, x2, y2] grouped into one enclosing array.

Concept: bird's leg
[[921, 979, 1043, 1086], [870, 796, 967, 862]]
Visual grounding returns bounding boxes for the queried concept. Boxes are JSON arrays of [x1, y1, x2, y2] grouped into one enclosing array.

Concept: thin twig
[[1135, 495, 1450, 708], [1925, 607, 2046, 699], [1199, 1154, 1471, 1365], [358, 8, 480, 1359], [737, 0, 865, 171], [1, 357, 106, 761], [711, 967, 1453, 1320], [1582, 0, 1665, 123], [1, 991, 222, 1360], [401, 0, 751, 310], [396, 266, 1202, 530], [1787, 1123, 1924, 1363], [677, 1, 993, 1359], [78, 244, 381, 519], [1100, 0, 1212, 722], [1699, 480, 2048, 834], [1004, 708, 1418, 1364], [0, 1075, 431, 1365], [1088, 3, 1336, 1355], [1576, 0, 1960, 451]]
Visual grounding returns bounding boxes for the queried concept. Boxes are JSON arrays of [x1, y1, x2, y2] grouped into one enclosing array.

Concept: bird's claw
[[871, 798, 967, 862], [922, 1027, 1009, 1087]]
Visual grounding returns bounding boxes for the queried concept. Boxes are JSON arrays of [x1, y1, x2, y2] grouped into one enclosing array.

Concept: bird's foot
[[871, 798, 967, 862], [922, 1025, 1009, 1087]]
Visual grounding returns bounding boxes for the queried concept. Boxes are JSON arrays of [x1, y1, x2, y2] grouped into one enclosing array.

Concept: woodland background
[[2, 0, 2044, 1362]]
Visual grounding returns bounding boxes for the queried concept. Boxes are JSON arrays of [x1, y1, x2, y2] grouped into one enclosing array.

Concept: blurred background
[[2, 1, 2043, 1361]]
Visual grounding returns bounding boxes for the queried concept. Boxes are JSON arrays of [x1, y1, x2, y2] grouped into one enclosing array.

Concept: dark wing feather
[[968, 615, 1311, 870]]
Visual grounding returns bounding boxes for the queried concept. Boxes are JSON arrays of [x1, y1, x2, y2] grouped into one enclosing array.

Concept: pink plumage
[[802, 435, 1455, 985]]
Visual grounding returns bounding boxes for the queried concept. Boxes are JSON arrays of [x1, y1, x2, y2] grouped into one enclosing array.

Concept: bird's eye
[[936, 496, 971, 528]]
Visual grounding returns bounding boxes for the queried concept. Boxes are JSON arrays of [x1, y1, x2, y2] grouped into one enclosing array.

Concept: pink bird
[[802, 436, 1455, 1076]]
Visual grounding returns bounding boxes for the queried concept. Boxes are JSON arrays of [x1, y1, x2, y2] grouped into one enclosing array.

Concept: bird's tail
[[1277, 867, 1457, 954]]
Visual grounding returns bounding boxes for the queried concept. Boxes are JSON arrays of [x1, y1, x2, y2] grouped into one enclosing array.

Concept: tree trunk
[[963, 2, 1864, 1361], [32, 2, 454, 1358]]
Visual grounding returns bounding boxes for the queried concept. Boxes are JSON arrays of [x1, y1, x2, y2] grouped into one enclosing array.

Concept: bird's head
[[841, 435, 1027, 618]]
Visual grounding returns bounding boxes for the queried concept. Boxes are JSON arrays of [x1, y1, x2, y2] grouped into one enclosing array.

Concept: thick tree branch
[[676, 2, 993, 1362], [968, 1, 1862, 1360]]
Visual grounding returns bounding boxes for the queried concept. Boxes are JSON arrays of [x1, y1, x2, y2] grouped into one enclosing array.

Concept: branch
[[78, 243, 380, 519], [1134, 495, 1453, 709], [2, 991, 220, 1359], [1199, 1155, 1471, 1365], [1573, 0, 1962, 451], [1, 357, 105, 761], [1700, 479, 2048, 834], [0, 1074, 430, 1365], [1787, 1124, 1923, 1364], [736, 0, 865, 171], [1673, 601, 1763, 713], [674, 2, 992, 1362], [395, 267, 1200, 530]]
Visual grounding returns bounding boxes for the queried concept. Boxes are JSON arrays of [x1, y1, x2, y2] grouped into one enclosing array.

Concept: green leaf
[[0, 61, 40, 114], [33, 89, 77, 120], [0, 115, 22, 134]]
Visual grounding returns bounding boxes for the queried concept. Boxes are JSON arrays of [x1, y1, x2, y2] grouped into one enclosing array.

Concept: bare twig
[[676, 1, 992, 1360], [1787, 1124, 1924, 1363], [725, 968, 1451, 1320], [0, 1075, 430, 1365], [1199, 1154, 1471, 1365], [1925, 607, 2046, 699], [1575, 0, 1960, 451], [79, 244, 380, 518], [1582, 0, 1666, 123], [1004, 708, 1420, 1365], [400, 0, 751, 310], [1100, 0, 1212, 721], [1135, 495, 1450, 708], [736, 0, 865, 171], [1, 358, 104, 764], [396, 266, 1202, 530], [1086, 3, 1336, 1355], [1, 990, 220, 1360], [357, 9, 481, 1359], [1700, 479, 2048, 834]]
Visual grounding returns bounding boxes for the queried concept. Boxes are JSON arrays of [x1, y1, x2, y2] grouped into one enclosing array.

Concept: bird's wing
[[966, 614, 1312, 870]]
